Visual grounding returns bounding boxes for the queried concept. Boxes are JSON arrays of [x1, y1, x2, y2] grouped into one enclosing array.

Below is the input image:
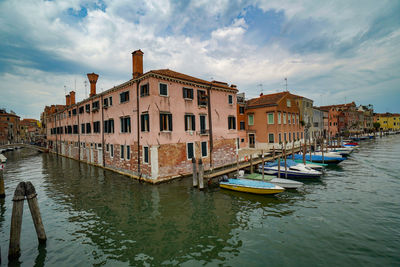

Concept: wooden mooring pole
[[25, 182, 46, 243], [284, 143, 288, 179], [261, 150, 265, 182], [292, 139, 295, 160], [198, 159, 204, 190], [0, 169, 5, 198], [250, 154, 253, 174], [8, 181, 46, 260], [8, 182, 25, 260], [192, 158, 198, 187]]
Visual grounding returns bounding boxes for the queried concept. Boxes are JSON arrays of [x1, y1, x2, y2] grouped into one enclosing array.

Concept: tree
[[373, 122, 380, 130]]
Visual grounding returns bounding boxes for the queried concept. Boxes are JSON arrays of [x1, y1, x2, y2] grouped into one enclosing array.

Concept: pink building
[[45, 50, 238, 182]]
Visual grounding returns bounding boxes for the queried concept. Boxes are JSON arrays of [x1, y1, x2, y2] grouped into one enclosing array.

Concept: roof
[[319, 102, 356, 110], [246, 92, 289, 108], [147, 69, 237, 91]]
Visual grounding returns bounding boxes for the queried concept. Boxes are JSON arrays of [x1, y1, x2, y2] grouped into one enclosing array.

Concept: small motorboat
[[293, 153, 345, 164], [0, 154, 7, 163], [243, 172, 303, 189], [293, 159, 327, 170], [259, 160, 323, 178], [219, 178, 285, 194]]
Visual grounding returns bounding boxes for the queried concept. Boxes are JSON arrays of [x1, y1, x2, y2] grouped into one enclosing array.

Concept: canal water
[[1, 136, 400, 266]]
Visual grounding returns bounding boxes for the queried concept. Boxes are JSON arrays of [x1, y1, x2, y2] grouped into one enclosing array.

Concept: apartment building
[[0, 109, 20, 144], [245, 91, 303, 149], [45, 50, 238, 182]]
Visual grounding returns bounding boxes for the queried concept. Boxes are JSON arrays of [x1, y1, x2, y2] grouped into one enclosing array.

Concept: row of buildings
[[41, 49, 397, 182], [0, 109, 42, 145]]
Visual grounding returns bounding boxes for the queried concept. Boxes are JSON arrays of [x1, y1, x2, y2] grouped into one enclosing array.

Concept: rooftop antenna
[[258, 84, 263, 95], [284, 77, 288, 91], [84, 80, 88, 98]]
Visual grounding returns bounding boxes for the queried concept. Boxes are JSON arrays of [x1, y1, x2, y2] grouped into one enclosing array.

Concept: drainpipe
[[101, 95, 105, 167], [207, 85, 213, 168], [136, 80, 141, 174]]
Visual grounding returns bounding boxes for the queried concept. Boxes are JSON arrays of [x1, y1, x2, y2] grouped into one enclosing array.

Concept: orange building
[[236, 92, 247, 148], [245, 92, 303, 149], [0, 109, 20, 144]]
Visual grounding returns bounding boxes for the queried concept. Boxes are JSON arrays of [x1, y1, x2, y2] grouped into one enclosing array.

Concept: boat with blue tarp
[[219, 178, 285, 194]]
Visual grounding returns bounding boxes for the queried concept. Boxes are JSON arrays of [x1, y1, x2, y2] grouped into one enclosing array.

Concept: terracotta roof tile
[[246, 92, 289, 108]]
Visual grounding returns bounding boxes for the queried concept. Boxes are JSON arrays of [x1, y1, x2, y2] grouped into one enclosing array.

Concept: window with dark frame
[[92, 101, 100, 110], [85, 104, 90, 113], [120, 91, 129, 103], [197, 90, 207, 106], [104, 119, 114, 133], [268, 133, 274, 143], [120, 116, 131, 133], [201, 141, 207, 157], [144, 146, 149, 163], [239, 106, 245, 114], [110, 144, 114, 157], [160, 113, 172, 131], [228, 95, 233, 104], [228, 116, 236, 130], [81, 123, 85, 134], [184, 114, 195, 131], [126, 145, 131, 160], [93, 121, 100, 133], [79, 106, 84, 114], [239, 121, 245, 130], [86, 123, 91, 133], [140, 83, 149, 97], [183, 87, 193, 99], [141, 113, 150, 132], [73, 125, 78, 134], [187, 143, 194, 160], [72, 109, 77, 116], [120, 144, 125, 159], [159, 83, 168, 96]]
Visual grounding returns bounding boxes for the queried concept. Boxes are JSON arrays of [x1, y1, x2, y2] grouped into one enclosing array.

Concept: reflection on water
[[1, 136, 400, 266]]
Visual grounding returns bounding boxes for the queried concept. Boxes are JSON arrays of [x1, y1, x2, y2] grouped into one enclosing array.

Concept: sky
[[0, 0, 399, 119]]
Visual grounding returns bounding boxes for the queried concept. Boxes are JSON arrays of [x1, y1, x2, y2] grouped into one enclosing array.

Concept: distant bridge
[[0, 143, 49, 153]]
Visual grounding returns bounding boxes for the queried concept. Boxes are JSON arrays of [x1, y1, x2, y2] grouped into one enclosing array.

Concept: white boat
[[0, 154, 6, 163], [259, 161, 323, 178]]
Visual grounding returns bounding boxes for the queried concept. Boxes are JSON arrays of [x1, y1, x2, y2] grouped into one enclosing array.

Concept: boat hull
[[220, 183, 284, 194]]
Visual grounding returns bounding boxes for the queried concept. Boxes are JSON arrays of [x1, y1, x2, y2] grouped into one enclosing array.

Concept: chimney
[[87, 73, 99, 97], [132, 49, 144, 78], [260, 93, 263, 97], [70, 91, 76, 105], [66, 94, 71, 106]]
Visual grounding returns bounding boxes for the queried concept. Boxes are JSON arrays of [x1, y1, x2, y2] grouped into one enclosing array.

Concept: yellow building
[[374, 113, 400, 130]]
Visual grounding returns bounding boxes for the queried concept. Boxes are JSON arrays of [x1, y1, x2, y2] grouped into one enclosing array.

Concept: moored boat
[[244, 173, 303, 189], [219, 178, 285, 194], [259, 160, 323, 178], [293, 153, 345, 164]]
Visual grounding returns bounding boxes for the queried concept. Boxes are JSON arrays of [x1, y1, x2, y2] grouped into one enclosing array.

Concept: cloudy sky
[[0, 0, 399, 119]]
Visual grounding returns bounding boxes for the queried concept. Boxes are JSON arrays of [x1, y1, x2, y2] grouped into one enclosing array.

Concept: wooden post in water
[[192, 158, 198, 187], [277, 156, 281, 178], [284, 143, 288, 179], [236, 155, 239, 177], [292, 139, 295, 160], [8, 182, 26, 260], [261, 150, 265, 182], [321, 137, 325, 164], [0, 169, 5, 198], [303, 141, 306, 164], [250, 154, 253, 174], [25, 182, 46, 243], [198, 159, 204, 190], [309, 136, 312, 162]]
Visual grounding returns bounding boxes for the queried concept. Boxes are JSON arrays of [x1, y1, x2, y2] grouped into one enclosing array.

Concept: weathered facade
[[44, 50, 238, 182], [0, 109, 20, 144]]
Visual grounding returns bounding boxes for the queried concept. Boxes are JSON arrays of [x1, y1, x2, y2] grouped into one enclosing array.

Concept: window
[[187, 143, 194, 160], [288, 114, 291, 124], [239, 121, 245, 130], [284, 132, 287, 142], [120, 145, 125, 159], [283, 113, 287, 124], [201, 141, 207, 157], [248, 114, 254, 125], [144, 146, 149, 163], [140, 83, 149, 97], [200, 114, 207, 134], [93, 121, 100, 133], [120, 116, 131, 133], [67, 126, 72, 134], [279, 133, 282, 143], [79, 106, 84, 114], [160, 113, 172, 131], [73, 125, 78, 134], [198, 90, 207, 106], [68, 111, 71, 117], [239, 106, 245, 114], [183, 87, 193, 99], [289, 132, 291, 142], [301, 132, 303, 139], [120, 91, 129, 103], [86, 123, 91, 133], [297, 132, 299, 140], [287, 99, 291, 107], [92, 101, 100, 111], [72, 109, 77, 116], [85, 104, 90, 113], [268, 133, 274, 143], [104, 119, 114, 133], [141, 113, 150, 132], [159, 83, 168, 96], [228, 116, 236, 130], [110, 144, 114, 158], [126, 145, 130, 160], [103, 97, 108, 107], [278, 112, 281, 124], [268, 113, 274, 124], [106, 144, 109, 152], [184, 114, 195, 131], [228, 95, 233, 104], [292, 114, 295, 124]]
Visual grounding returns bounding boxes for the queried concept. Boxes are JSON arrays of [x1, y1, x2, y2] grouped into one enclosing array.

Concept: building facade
[[0, 109, 20, 144], [310, 107, 324, 138], [45, 50, 238, 182]]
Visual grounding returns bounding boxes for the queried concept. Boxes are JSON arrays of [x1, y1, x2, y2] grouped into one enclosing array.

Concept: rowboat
[[219, 178, 285, 194], [244, 173, 303, 189]]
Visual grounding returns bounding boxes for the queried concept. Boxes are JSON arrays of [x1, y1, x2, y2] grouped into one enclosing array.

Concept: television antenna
[[84, 80, 88, 98], [284, 78, 288, 91], [258, 84, 263, 95]]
